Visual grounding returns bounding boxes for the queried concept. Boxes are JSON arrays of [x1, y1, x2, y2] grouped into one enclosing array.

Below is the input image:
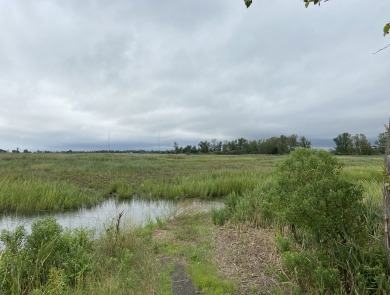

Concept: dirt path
[[160, 256, 203, 295], [154, 213, 286, 295], [171, 263, 203, 295]]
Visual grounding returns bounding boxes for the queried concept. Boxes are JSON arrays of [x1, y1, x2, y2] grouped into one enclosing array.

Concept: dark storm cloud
[[0, 0, 389, 151]]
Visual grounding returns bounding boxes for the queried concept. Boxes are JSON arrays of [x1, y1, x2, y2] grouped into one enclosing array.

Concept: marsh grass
[[0, 175, 103, 213], [75, 221, 171, 295], [138, 170, 271, 200], [0, 153, 277, 212]]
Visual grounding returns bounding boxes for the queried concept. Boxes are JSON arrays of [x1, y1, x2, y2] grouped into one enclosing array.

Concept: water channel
[[0, 198, 222, 241]]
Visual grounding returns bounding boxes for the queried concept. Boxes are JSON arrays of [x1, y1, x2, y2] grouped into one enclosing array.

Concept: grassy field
[[1, 152, 383, 211], [0, 152, 387, 294], [0, 153, 280, 213]]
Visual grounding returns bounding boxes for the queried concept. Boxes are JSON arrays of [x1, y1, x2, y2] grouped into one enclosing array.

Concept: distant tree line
[[0, 132, 385, 155], [0, 149, 163, 154], [172, 135, 311, 155], [333, 132, 387, 155]]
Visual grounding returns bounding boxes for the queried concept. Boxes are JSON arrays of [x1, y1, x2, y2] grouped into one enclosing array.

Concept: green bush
[[0, 217, 93, 294], [268, 148, 390, 293], [272, 148, 365, 244]]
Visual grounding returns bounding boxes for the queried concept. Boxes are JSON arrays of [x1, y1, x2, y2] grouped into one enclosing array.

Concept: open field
[[0, 152, 384, 212]]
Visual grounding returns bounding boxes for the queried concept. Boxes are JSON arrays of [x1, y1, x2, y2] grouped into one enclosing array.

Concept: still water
[[0, 198, 221, 236]]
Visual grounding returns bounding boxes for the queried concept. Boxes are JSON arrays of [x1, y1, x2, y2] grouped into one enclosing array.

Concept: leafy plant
[[0, 217, 93, 294]]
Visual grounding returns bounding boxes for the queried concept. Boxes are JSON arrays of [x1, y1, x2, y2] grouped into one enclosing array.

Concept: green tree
[[227, 139, 238, 153], [333, 132, 353, 154], [299, 136, 311, 148], [259, 137, 279, 154], [352, 133, 372, 155], [248, 140, 259, 153], [287, 134, 299, 152], [210, 138, 218, 152], [375, 132, 387, 154], [173, 142, 179, 154], [198, 141, 210, 153], [237, 137, 249, 153], [352, 134, 361, 155], [277, 135, 289, 154]]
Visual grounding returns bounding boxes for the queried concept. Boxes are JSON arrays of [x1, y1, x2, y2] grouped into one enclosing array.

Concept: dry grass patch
[[153, 229, 176, 244], [214, 223, 284, 294]]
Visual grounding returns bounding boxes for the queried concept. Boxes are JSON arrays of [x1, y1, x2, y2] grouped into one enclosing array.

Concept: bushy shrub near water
[[271, 149, 390, 293], [272, 148, 366, 243], [0, 217, 93, 294], [214, 149, 390, 293]]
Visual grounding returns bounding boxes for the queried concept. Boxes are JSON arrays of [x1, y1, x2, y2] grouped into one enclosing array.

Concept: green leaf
[[384, 23, 390, 36], [305, 3, 309, 8], [244, 0, 252, 8], [314, 0, 319, 4]]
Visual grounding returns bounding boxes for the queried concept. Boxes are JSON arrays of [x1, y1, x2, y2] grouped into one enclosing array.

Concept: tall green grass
[[137, 170, 272, 199], [0, 175, 103, 213], [0, 153, 278, 210]]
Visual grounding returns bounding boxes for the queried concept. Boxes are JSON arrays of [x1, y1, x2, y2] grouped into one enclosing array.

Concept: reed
[[0, 153, 278, 210], [137, 170, 273, 200], [0, 175, 103, 213]]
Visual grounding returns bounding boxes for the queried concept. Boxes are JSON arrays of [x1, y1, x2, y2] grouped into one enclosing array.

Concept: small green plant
[[211, 207, 230, 225], [187, 262, 236, 295]]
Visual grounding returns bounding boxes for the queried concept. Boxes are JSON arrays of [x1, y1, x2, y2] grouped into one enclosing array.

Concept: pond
[[0, 198, 222, 242]]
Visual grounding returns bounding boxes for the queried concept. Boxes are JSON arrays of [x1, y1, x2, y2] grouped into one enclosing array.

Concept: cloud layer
[[0, 0, 389, 151]]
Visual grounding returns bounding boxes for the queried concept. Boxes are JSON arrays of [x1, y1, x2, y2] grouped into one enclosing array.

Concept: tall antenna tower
[[108, 130, 110, 152]]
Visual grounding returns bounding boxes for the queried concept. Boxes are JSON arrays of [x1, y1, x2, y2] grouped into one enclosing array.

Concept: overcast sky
[[0, 0, 389, 151]]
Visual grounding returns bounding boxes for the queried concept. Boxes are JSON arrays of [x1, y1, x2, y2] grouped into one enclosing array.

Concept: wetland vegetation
[[0, 152, 388, 294]]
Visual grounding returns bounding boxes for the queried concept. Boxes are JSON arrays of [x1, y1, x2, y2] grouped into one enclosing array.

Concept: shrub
[[268, 148, 390, 293], [272, 148, 366, 244], [0, 217, 93, 294]]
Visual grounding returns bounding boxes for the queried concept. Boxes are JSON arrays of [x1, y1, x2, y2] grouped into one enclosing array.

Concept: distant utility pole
[[108, 130, 110, 152]]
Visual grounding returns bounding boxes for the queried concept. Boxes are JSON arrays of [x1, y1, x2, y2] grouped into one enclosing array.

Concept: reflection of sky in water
[[0, 198, 223, 248]]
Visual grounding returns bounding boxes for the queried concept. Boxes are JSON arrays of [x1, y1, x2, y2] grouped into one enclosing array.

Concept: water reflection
[[0, 198, 222, 236]]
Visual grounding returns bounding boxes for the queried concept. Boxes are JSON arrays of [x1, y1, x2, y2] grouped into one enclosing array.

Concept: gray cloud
[[0, 0, 389, 151]]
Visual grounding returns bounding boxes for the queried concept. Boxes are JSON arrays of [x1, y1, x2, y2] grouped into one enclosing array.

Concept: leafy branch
[[244, 0, 390, 48]]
